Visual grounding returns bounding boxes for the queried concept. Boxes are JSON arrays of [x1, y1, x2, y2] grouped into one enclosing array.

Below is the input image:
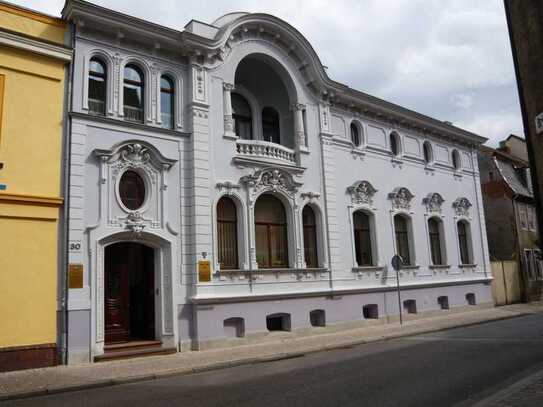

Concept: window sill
[[352, 266, 384, 272], [429, 264, 451, 269], [217, 267, 329, 274], [459, 263, 477, 268], [401, 265, 420, 270]]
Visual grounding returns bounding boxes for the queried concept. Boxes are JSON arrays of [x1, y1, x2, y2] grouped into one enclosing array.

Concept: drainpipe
[[60, 22, 76, 365]]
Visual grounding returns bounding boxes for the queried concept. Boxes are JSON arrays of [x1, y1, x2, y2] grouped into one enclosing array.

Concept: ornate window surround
[[212, 183, 250, 273], [388, 187, 417, 268], [240, 167, 303, 270], [299, 198, 328, 270]]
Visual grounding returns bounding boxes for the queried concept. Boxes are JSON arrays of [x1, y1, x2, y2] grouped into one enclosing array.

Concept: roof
[[494, 157, 533, 198]]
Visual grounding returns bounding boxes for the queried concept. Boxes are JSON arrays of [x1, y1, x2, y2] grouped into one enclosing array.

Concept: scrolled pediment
[[240, 167, 302, 202], [423, 192, 445, 213], [453, 197, 472, 217], [347, 180, 377, 206], [388, 187, 414, 211]]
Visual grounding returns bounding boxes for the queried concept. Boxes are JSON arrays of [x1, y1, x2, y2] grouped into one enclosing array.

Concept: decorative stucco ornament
[[388, 187, 414, 211], [347, 180, 377, 206], [423, 192, 445, 213], [453, 197, 472, 217], [241, 167, 301, 203], [120, 143, 150, 165], [125, 211, 146, 234]]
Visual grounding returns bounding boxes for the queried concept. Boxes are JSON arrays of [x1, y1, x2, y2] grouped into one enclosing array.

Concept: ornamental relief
[[388, 187, 414, 211], [423, 192, 445, 214], [453, 197, 472, 217], [240, 167, 302, 204], [347, 180, 377, 206], [94, 142, 177, 234]]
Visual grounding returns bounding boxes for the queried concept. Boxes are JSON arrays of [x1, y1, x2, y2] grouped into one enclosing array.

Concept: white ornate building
[[62, 0, 492, 363]]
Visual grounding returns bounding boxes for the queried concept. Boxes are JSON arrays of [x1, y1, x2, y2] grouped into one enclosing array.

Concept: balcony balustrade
[[236, 139, 296, 165]]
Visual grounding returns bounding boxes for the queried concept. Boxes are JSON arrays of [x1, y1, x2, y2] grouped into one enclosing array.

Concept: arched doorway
[[104, 242, 155, 344]]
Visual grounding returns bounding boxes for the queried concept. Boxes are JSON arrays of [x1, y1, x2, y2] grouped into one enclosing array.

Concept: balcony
[[236, 139, 296, 165]]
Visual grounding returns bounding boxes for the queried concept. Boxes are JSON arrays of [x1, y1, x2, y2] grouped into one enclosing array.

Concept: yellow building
[[0, 2, 71, 371]]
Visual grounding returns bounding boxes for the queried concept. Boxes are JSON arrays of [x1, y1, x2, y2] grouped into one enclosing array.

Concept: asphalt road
[[5, 314, 543, 407]]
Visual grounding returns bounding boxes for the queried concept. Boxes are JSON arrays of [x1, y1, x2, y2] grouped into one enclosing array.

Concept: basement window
[[309, 310, 326, 327], [266, 313, 291, 332], [223, 317, 245, 338], [363, 304, 379, 319], [466, 293, 476, 306], [403, 299, 417, 314], [438, 296, 449, 310]]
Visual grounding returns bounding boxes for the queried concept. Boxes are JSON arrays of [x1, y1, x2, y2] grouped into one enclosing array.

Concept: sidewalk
[[472, 362, 543, 407], [1, 303, 542, 401]]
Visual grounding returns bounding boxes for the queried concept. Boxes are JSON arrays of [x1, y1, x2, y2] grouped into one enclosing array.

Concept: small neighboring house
[[0, 2, 71, 371], [478, 136, 542, 303]]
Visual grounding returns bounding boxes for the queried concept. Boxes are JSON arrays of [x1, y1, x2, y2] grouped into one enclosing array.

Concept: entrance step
[[95, 341, 176, 362]]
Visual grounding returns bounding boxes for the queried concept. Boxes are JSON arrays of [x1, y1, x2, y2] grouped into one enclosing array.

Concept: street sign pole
[[391, 255, 403, 325]]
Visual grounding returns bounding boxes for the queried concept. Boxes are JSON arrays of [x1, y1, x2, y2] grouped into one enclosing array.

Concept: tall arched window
[[255, 194, 288, 268], [217, 197, 238, 270], [88, 57, 107, 115], [390, 132, 401, 156], [123, 64, 144, 122], [428, 218, 444, 265], [353, 211, 373, 266], [160, 75, 174, 129], [302, 206, 318, 268], [394, 215, 412, 266], [232, 93, 252, 139], [262, 107, 280, 144], [452, 149, 461, 170], [423, 141, 433, 164], [457, 220, 471, 265], [350, 122, 361, 147]]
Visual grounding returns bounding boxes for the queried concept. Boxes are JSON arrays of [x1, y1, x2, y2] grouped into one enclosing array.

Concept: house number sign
[[69, 240, 82, 252]]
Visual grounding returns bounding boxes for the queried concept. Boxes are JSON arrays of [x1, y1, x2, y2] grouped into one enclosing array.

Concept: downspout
[[60, 22, 76, 365], [470, 148, 489, 277]]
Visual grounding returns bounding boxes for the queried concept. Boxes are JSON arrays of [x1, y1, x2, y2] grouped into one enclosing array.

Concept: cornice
[[0, 192, 63, 207], [0, 28, 72, 62]]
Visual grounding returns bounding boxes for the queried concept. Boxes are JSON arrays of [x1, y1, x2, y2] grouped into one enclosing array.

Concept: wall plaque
[[536, 112, 543, 134], [68, 264, 83, 289], [198, 260, 211, 283]]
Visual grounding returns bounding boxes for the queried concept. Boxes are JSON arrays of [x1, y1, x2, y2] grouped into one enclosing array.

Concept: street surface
[[4, 314, 543, 407]]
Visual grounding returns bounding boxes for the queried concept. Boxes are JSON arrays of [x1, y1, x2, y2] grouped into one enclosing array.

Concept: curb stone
[[0, 310, 535, 402]]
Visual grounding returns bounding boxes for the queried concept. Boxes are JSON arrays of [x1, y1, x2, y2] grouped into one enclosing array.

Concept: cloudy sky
[[13, 0, 522, 145]]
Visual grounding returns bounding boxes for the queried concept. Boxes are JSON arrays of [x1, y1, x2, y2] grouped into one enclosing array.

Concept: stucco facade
[[62, 1, 492, 363], [0, 2, 71, 371]]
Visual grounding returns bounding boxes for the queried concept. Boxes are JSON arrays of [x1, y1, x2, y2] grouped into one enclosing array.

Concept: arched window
[[353, 211, 373, 266], [123, 64, 144, 122], [457, 220, 471, 265], [255, 194, 288, 268], [119, 170, 145, 210], [423, 141, 433, 164], [350, 122, 361, 147], [394, 215, 412, 266], [160, 75, 174, 129], [232, 93, 252, 139], [217, 197, 238, 270], [452, 149, 461, 170], [390, 132, 401, 156], [262, 107, 280, 144], [428, 218, 444, 265], [88, 57, 106, 115], [302, 206, 318, 268]]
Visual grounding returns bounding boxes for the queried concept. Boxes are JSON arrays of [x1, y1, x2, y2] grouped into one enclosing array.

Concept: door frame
[[93, 231, 175, 356]]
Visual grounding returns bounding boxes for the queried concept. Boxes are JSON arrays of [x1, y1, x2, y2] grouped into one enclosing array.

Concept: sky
[[13, 0, 523, 146]]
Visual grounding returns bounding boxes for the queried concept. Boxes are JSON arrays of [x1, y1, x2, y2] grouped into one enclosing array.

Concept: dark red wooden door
[[105, 242, 155, 344], [105, 251, 130, 343]]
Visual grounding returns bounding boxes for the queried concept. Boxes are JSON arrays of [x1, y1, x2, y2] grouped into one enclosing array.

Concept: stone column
[[223, 83, 236, 139], [293, 103, 306, 149]]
